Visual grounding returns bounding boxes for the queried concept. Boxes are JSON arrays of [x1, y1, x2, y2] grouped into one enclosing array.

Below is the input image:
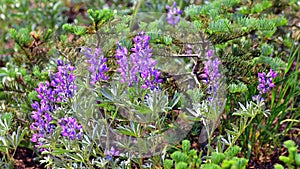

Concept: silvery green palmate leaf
[[222, 100, 270, 152]]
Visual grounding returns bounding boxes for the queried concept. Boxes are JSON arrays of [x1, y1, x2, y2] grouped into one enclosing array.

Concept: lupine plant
[[0, 0, 299, 168], [0, 113, 27, 168]]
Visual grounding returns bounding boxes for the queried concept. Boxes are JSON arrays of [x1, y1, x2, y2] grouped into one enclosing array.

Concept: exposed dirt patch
[[13, 148, 45, 169]]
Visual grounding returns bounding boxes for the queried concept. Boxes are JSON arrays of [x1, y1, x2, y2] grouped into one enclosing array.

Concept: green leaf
[[99, 87, 115, 101], [7, 126, 27, 149], [175, 161, 188, 169], [52, 148, 71, 155], [234, 157, 248, 168], [283, 140, 296, 149], [87, 9, 114, 26], [279, 156, 290, 163], [74, 26, 86, 35], [182, 140, 191, 154], [271, 16, 288, 27], [274, 164, 284, 169], [116, 122, 141, 137], [263, 29, 276, 38], [261, 44, 273, 56], [201, 163, 221, 169], [295, 153, 300, 165], [228, 82, 248, 93], [251, 1, 272, 13], [43, 29, 53, 40], [0, 136, 9, 151], [224, 145, 241, 158], [0, 145, 9, 153], [0, 114, 12, 136], [171, 151, 189, 163], [1, 113, 12, 125], [164, 159, 173, 169], [225, 129, 238, 136], [63, 24, 86, 35], [66, 153, 85, 162], [211, 152, 226, 164]]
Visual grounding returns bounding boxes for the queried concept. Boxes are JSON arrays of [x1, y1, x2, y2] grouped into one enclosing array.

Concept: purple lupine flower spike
[[199, 49, 222, 101], [83, 47, 110, 85], [116, 31, 162, 90], [253, 68, 278, 102], [166, 2, 182, 26], [30, 60, 79, 151], [58, 117, 83, 140]]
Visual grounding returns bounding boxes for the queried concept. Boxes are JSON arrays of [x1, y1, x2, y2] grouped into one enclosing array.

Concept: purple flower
[[31, 134, 38, 142], [207, 49, 214, 58], [82, 47, 110, 86], [267, 69, 278, 79], [104, 146, 120, 160], [116, 43, 138, 86], [252, 95, 264, 102], [51, 60, 77, 99], [30, 60, 79, 151], [166, 2, 182, 26], [253, 68, 278, 102], [58, 117, 83, 140], [116, 31, 162, 90], [257, 69, 278, 94], [199, 50, 222, 100]]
